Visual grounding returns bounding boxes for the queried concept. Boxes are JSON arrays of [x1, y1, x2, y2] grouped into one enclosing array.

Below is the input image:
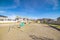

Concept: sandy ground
[[0, 23, 60, 40]]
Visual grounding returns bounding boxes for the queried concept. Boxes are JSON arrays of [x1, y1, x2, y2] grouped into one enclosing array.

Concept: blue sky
[[0, 0, 60, 19]]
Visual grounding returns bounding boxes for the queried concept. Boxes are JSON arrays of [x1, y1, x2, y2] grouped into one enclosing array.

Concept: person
[[19, 21, 25, 28]]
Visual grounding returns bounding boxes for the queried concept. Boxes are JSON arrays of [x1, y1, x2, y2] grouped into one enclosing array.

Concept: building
[[0, 15, 33, 24], [15, 16, 29, 24], [0, 15, 7, 21], [0, 15, 16, 23]]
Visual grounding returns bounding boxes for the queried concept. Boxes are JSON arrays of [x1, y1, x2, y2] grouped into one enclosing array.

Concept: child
[[19, 21, 25, 28]]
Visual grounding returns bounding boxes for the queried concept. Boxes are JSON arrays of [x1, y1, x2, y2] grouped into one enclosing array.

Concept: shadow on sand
[[29, 35, 54, 40]]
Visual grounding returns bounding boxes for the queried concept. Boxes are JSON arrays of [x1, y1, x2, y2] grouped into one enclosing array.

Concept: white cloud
[[46, 0, 58, 9], [0, 11, 6, 13], [8, 15, 16, 19]]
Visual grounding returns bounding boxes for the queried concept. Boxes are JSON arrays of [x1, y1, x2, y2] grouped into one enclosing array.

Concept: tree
[[57, 17, 60, 21], [15, 16, 20, 20], [57, 17, 60, 25]]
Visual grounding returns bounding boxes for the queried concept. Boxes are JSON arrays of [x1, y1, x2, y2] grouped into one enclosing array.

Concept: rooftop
[[0, 15, 7, 18]]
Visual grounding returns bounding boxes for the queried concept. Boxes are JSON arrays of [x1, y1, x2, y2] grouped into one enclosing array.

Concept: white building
[[0, 15, 16, 23], [0, 15, 32, 24], [15, 16, 28, 23]]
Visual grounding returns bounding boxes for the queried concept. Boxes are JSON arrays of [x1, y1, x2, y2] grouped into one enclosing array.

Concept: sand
[[0, 23, 60, 40]]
